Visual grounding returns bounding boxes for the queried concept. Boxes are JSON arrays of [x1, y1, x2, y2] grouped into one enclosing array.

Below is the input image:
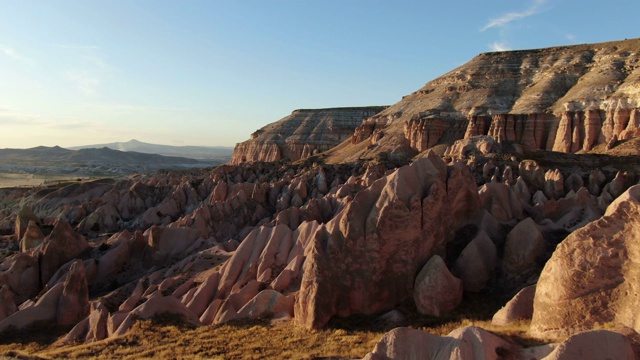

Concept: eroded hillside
[[231, 107, 387, 164], [324, 38, 640, 163]]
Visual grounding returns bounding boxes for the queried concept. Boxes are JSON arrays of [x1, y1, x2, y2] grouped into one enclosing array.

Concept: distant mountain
[[0, 146, 221, 178], [68, 139, 234, 161]]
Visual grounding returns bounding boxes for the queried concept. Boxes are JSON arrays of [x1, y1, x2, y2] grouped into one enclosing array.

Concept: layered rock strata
[[231, 107, 387, 164], [324, 38, 640, 162]]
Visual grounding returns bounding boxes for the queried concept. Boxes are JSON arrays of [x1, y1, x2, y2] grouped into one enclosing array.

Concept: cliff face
[[326, 38, 640, 162], [231, 107, 387, 164]]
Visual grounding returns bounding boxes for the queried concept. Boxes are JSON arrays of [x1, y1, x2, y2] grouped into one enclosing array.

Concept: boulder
[[478, 182, 523, 222], [0, 282, 64, 333], [564, 173, 584, 194], [454, 230, 497, 292], [362, 326, 519, 360], [86, 302, 109, 342], [147, 226, 200, 263], [57, 260, 90, 326], [20, 220, 45, 252], [543, 169, 564, 200], [492, 285, 536, 326], [503, 218, 546, 275], [14, 206, 38, 242], [39, 218, 90, 285], [0, 252, 40, 304], [235, 289, 294, 320], [113, 295, 201, 337], [0, 285, 17, 322], [414, 255, 463, 316], [541, 330, 635, 360], [530, 185, 640, 337]]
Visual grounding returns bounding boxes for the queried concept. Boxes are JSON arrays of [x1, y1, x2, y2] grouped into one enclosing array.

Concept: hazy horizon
[[1, 0, 639, 149]]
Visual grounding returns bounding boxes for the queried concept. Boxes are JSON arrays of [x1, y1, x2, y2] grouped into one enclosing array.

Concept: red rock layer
[[461, 107, 640, 152], [403, 116, 468, 152]]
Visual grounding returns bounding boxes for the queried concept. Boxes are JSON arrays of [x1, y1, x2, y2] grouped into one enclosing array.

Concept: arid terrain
[[0, 143, 231, 189], [2, 38, 640, 359]]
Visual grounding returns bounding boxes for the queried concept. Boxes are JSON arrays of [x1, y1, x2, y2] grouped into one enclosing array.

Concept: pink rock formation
[[414, 255, 463, 315], [0, 285, 17, 322], [235, 289, 294, 321], [541, 330, 635, 360], [503, 218, 546, 275], [519, 160, 545, 191], [530, 185, 640, 337], [362, 326, 519, 360], [537, 187, 601, 231], [404, 116, 467, 152], [113, 295, 201, 337], [478, 182, 524, 222], [0, 282, 64, 332], [14, 206, 38, 241], [20, 220, 44, 252], [57, 260, 90, 326], [485, 113, 551, 150], [231, 107, 387, 164], [295, 154, 480, 329], [453, 230, 497, 292], [543, 169, 564, 200], [39, 218, 90, 285], [492, 285, 536, 326], [0, 252, 40, 304]]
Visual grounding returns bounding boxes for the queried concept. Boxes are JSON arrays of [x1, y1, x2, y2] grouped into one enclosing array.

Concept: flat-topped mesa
[[325, 38, 640, 161], [231, 106, 387, 164]]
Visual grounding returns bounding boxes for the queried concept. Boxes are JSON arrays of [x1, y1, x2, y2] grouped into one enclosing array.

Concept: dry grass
[[0, 294, 560, 359], [0, 317, 381, 360], [0, 316, 553, 360]]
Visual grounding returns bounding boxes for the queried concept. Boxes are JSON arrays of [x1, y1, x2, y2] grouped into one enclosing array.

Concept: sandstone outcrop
[[413, 255, 463, 316], [530, 185, 640, 337], [362, 326, 520, 360], [503, 218, 546, 276], [324, 39, 640, 163], [295, 154, 480, 329], [365, 326, 634, 360], [453, 230, 497, 292], [492, 285, 536, 326], [231, 107, 387, 164]]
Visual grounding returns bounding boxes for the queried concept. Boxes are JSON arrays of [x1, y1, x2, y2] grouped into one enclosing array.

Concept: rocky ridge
[[230, 107, 387, 164], [323, 38, 640, 162]]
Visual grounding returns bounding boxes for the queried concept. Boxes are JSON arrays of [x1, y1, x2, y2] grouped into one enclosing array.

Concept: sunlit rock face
[[324, 38, 640, 163], [231, 106, 387, 164]]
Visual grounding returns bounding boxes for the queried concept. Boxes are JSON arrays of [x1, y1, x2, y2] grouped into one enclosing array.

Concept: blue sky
[[1, 0, 638, 148]]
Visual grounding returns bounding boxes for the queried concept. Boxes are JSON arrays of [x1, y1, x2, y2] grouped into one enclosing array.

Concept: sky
[[0, 0, 639, 149]]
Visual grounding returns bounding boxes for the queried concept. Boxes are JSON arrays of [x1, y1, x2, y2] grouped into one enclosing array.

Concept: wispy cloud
[[481, 0, 548, 31], [565, 34, 576, 41], [489, 41, 512, 52], [0, 44, 35, 64]]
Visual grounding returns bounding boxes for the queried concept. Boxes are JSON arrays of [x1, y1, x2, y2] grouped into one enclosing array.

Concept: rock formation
[[362, 326, 520, 360], [3, 38, 640, 357], [321, 38, 640, 163], [295, 155, 480, 329], [231, 107, 387, 164], [364, 326, 635, 360], [530, 185, 640, 337]]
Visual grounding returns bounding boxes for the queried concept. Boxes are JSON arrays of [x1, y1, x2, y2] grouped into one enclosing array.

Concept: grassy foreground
[[0, 314, 542, 360]]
